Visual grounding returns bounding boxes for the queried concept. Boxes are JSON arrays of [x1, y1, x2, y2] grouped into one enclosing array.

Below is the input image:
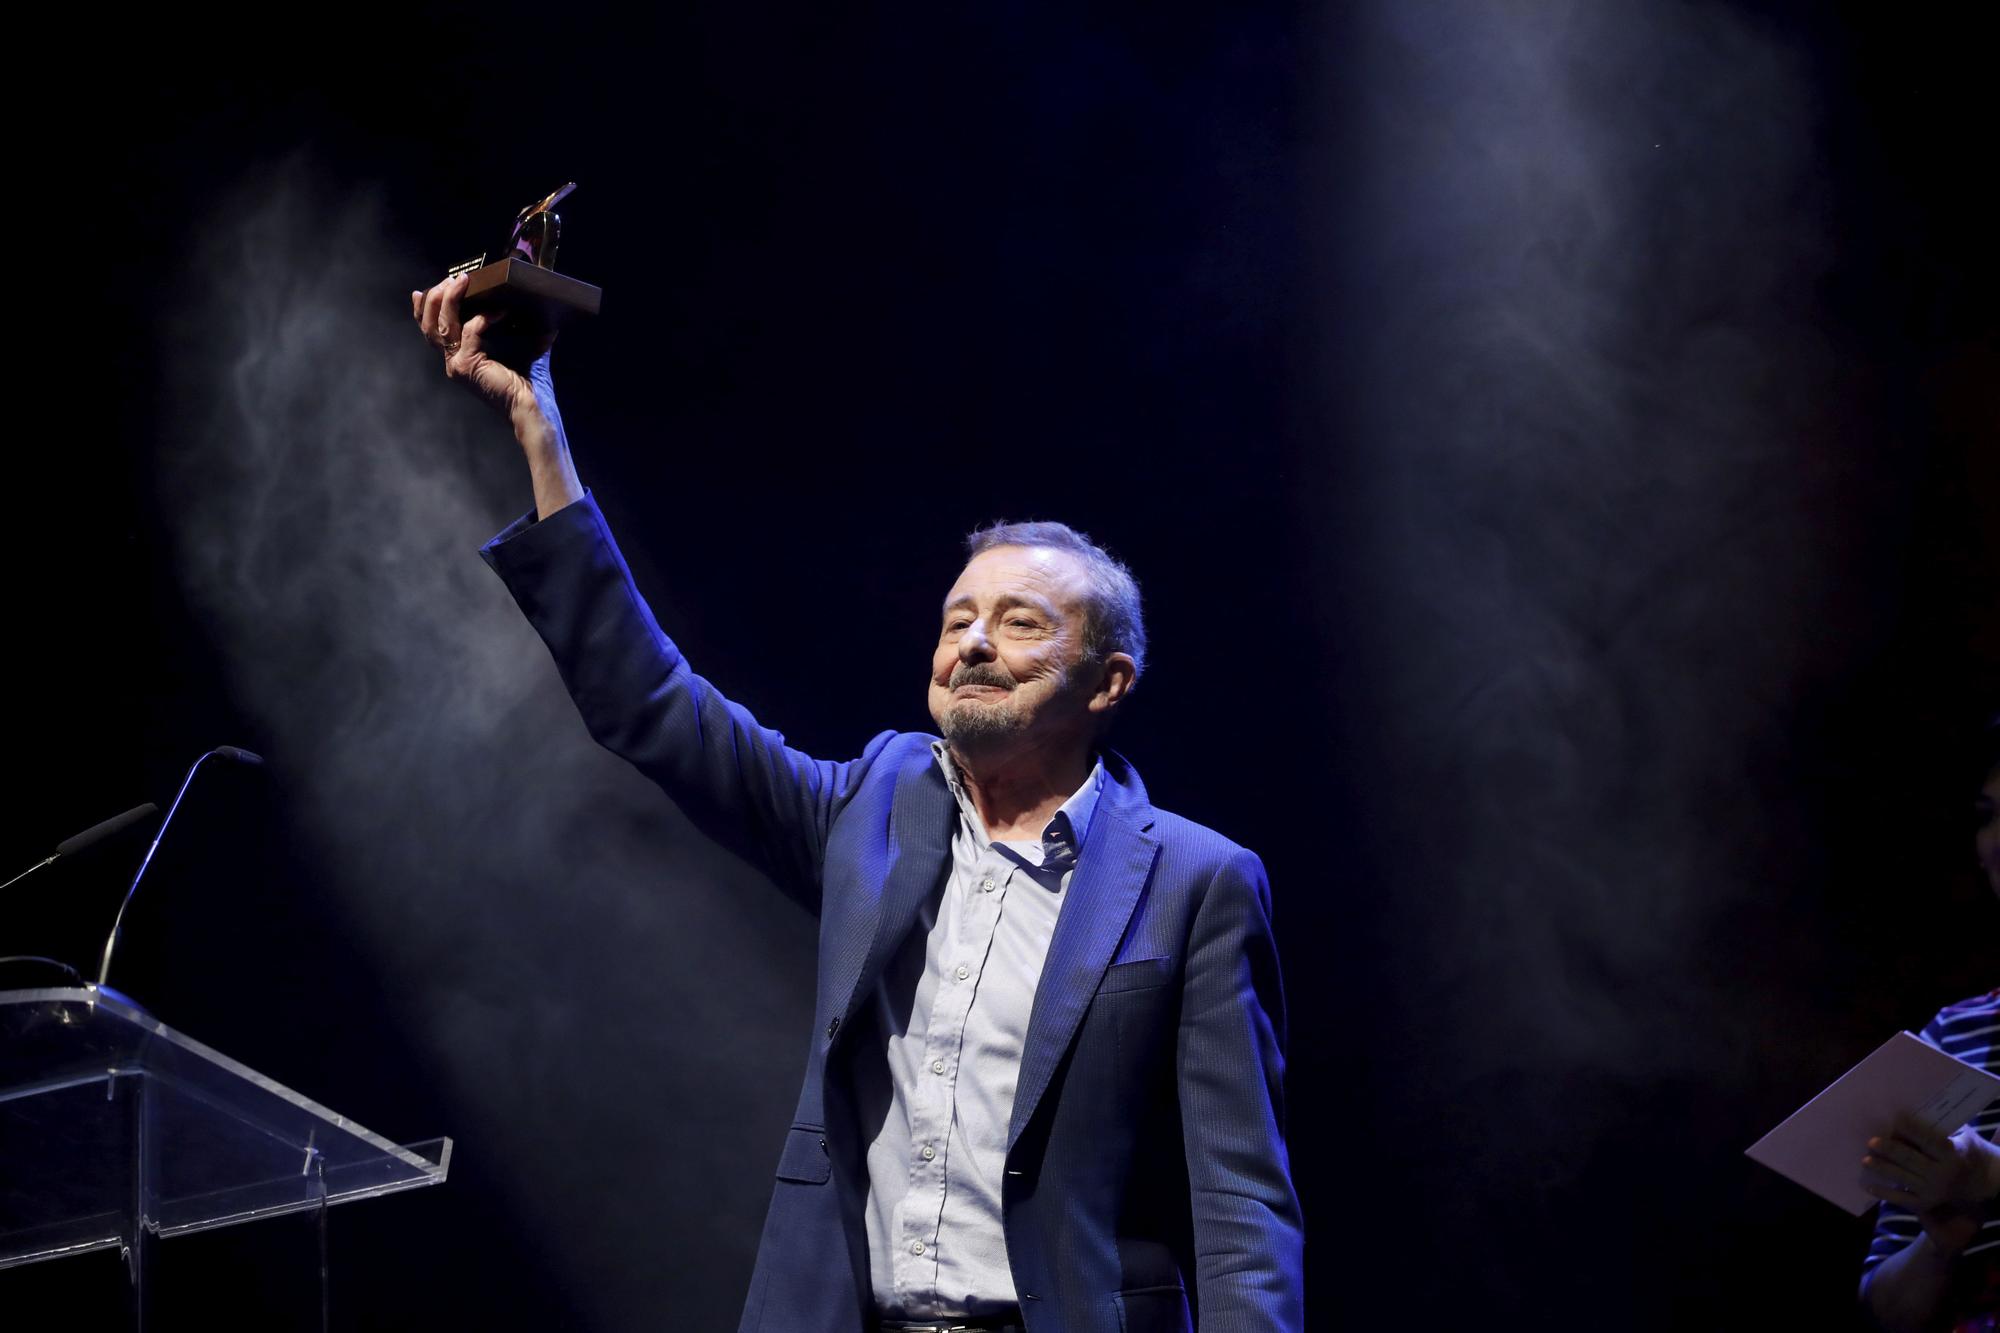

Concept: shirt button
[[910, 1241, 925, 1255], [981, 878, 995, 892], [920, 1144, 936, 1161], [931, 1059, 946, 1075], [955, 964, 970, 980]]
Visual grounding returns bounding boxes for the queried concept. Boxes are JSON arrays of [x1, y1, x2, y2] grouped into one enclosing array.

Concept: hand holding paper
[[1861, 1113, 2000, 1256], [1746, 1031, 2000, 1215]]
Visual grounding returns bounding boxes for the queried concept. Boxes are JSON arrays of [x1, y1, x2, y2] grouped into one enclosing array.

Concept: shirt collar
[[931, 741, 1103, 872]]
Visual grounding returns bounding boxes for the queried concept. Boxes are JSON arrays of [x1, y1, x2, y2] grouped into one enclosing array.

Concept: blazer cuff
[[478, 488, 604, 583]]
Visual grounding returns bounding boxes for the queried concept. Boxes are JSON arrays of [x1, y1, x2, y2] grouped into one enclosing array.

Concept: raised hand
[[411, 273, 581, 518], [412, 274, 559, 430]]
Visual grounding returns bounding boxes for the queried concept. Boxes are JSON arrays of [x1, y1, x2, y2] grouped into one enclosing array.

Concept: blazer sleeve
[[479, 492, 890, 911], [1176, 847, 1305, 1331]]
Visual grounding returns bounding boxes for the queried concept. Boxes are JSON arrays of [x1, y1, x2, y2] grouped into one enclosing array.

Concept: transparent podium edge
[[0, 987, 451, 1269]]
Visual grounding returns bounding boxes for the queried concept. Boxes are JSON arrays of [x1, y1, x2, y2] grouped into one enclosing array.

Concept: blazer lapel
[[831, 757, 955, 1030], [1007, 767, 1160, 1150]]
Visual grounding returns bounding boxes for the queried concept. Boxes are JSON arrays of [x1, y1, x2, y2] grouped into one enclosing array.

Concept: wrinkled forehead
[[943, 544, 1091, 616]]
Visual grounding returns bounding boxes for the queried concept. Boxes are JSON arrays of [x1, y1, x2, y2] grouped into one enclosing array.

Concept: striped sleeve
[[1862, 990, 2000, 1273]]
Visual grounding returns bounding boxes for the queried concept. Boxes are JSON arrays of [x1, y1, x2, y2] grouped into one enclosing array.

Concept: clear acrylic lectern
[[0, 987, 450, 1322]]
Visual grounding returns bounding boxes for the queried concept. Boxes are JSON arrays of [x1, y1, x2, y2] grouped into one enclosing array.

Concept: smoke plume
[[157, 156, 812, 1329]]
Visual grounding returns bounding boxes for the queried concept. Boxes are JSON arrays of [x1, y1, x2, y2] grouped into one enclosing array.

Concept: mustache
[[948, 663, 1016, 691]]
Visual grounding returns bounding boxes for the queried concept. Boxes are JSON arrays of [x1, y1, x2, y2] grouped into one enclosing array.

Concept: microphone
[[95, 747, 266, 989], [57, 803, 162, 857], [0, 802, 160, 894]]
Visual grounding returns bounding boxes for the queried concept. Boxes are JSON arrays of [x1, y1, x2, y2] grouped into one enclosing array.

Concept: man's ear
[[1088, 653, 1137, 715]]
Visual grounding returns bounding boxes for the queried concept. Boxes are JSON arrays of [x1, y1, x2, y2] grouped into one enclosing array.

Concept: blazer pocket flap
[[1098, 956, 1174, 994], [774, 1125, 831, 1184], [1113, 1283, 1192, 1332]]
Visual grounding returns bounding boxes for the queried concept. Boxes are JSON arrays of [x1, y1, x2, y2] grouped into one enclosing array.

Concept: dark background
[[8, 1, 1997, 1328]]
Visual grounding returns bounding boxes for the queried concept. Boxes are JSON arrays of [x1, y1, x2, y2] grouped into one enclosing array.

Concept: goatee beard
[[941, 699, 1026, 749], [938, 661, 1079, 751], [940, 663, 1029, 749]]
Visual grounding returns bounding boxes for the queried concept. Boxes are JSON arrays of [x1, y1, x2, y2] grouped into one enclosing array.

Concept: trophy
[[446, 182, 602, 329]]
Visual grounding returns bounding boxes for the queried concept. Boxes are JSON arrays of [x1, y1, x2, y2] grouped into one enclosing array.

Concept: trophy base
[[461, 258, 602, 325]]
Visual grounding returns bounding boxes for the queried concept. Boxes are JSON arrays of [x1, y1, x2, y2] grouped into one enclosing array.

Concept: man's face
[[929, 544, 1099, 758], [1977, 764, 2000, 902]]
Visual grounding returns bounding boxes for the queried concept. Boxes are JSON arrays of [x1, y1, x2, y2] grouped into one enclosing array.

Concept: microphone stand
[[0, 856, 57, 895], [96, 749, 260, 990]]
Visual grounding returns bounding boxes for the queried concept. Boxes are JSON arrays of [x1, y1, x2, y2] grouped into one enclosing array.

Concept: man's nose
[[958, 620, 995, 662]]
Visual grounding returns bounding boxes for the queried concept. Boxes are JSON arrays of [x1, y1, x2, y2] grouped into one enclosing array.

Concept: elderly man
[[412, 276, 1303, 1333]]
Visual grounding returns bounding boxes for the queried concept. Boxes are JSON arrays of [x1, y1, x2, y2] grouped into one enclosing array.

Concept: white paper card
[[1745, 1031, 2000, 1215]]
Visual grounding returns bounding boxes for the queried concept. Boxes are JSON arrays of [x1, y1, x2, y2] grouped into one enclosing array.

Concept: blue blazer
[[483, 495, 1303, 1333]]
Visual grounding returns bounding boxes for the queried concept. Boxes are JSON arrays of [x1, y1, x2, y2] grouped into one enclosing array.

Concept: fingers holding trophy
[[414, 182, 602, 419]]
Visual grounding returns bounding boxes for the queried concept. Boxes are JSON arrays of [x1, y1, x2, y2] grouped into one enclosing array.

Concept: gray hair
[[964, 520, 1147, 681]]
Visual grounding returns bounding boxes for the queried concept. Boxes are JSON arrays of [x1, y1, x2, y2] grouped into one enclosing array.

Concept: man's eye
[[1006, 618, 1039, 630]]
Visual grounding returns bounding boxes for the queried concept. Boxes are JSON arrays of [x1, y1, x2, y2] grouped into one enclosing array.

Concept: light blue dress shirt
[[861, 744, 1105, 1320]]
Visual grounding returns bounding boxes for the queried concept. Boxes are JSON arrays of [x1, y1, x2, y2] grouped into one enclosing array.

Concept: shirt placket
[[894, 844, 1013, 1309]]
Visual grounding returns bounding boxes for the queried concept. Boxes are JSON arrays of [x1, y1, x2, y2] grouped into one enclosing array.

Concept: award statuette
[[445, 182, 602, 328]]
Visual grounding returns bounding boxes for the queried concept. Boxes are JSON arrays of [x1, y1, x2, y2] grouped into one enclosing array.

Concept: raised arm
[[415, 273, 583, 520], [413, 275, 884, 909]]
